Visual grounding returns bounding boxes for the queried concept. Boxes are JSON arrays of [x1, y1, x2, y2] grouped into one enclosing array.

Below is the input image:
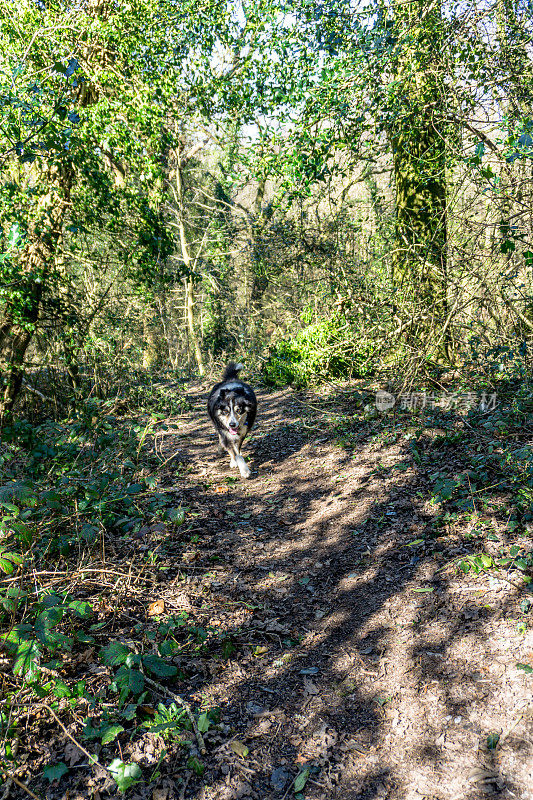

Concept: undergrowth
[[262, 315, 377, 388], [0, 400, 221, 797]]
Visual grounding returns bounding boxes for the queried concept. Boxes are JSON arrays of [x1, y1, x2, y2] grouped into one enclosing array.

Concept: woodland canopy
[[0, 0, 531, 411]]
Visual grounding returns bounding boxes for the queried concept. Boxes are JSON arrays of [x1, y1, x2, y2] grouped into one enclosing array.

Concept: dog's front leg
[[235, 453, 251, 478], [228, 441, 251, 479]]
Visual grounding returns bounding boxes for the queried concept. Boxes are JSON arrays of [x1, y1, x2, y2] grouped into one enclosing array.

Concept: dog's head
[[216, 390, 252, 436]]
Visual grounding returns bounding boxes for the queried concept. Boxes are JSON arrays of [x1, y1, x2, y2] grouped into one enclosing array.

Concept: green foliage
[[0, 1, 532, 794], [141, 703, 188, 742], [0, 549, 23, 574], [0, 407, 188, 564], [262, 316, 376, 388], [108, 759, 142, 794], [100, 642, 132, 667], [42, 762, 69, 783], [1, 592, 94, 682], [187, 755, 205, 776], [0, 54, 81, 163], [142, 653, 178, 678], [100, 641, 178, 704], [294, 767, 310, 794]]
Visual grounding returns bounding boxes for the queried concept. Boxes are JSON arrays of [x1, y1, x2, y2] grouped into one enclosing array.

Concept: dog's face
[[216, 391, 252, 437]]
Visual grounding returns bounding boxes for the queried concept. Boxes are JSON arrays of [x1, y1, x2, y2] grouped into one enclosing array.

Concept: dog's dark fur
[[207, 362, 257, 479]]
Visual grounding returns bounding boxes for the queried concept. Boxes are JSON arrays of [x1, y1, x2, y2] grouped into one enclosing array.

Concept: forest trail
[[155, 386, 533, 800]]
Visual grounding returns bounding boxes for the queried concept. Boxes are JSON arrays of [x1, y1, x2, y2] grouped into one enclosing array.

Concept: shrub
[[262, 315, 376, 387]]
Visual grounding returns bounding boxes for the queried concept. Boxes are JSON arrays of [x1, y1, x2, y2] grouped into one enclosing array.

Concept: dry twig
[[37, 703, 114, 781]]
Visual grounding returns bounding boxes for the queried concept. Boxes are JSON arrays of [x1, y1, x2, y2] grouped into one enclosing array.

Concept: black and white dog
[[207, 362, 257, 479]]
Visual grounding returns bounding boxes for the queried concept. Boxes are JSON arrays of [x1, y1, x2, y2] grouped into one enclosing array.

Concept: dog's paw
[[239, 462, 251, 479]]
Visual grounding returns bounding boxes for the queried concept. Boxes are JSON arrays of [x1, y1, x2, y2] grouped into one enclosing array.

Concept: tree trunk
[[0, 322, 35, 416], [184, 279, 204, 375], [142, 303, 165, 371], [0, 168, 71, 418], [175, 151, 205, 376], [389, 0, 450, 361], [249, 176, 269, 309]]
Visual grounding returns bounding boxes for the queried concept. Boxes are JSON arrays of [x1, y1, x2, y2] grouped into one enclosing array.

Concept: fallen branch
[[21, 380, 54, 403]]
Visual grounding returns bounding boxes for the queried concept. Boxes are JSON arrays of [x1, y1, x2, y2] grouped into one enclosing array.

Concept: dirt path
[[157, 386, 533, 800]]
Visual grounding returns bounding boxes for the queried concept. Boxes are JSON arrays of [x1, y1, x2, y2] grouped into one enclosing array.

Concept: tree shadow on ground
[[138, 385, 531, 800], [16, 385, 529, 800]]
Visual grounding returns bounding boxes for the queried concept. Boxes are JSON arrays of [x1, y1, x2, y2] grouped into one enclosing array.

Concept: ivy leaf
[[1, 587, 26, 613], [0, 551, 23, 574], [35, 607, 64, 631], [114, 666, 144, 700], [9, 521, 33, 548], [432, 478, 457, 501], [43, 762, 69, 783], [294, 767, 310, 793], [126, 483, 144, 494], [168, 507, 185, 524], [52, 680, 73, 699], [197, 712, 212, 733], [108, 759, 141, 793], [0, 481, 38, 508], [68, 600, 93, 618], [82, 723, 102, 740], [101, 724, 125, 745]]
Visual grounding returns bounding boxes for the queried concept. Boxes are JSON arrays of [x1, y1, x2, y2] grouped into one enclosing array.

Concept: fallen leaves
[[147, 599, 165, 616], [64, 742, 85, 766], [303, 677, 320, 696], [229, 740, 249, 758]]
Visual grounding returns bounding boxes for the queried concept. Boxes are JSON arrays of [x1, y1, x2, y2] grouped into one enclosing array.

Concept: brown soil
[[151, 385, 533, 800]]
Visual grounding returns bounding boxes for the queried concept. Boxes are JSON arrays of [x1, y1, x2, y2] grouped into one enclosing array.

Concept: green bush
[[262, 316, 376, 388]]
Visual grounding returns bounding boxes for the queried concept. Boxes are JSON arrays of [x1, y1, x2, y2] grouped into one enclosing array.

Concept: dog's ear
[[219, 389, 227, 399]]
